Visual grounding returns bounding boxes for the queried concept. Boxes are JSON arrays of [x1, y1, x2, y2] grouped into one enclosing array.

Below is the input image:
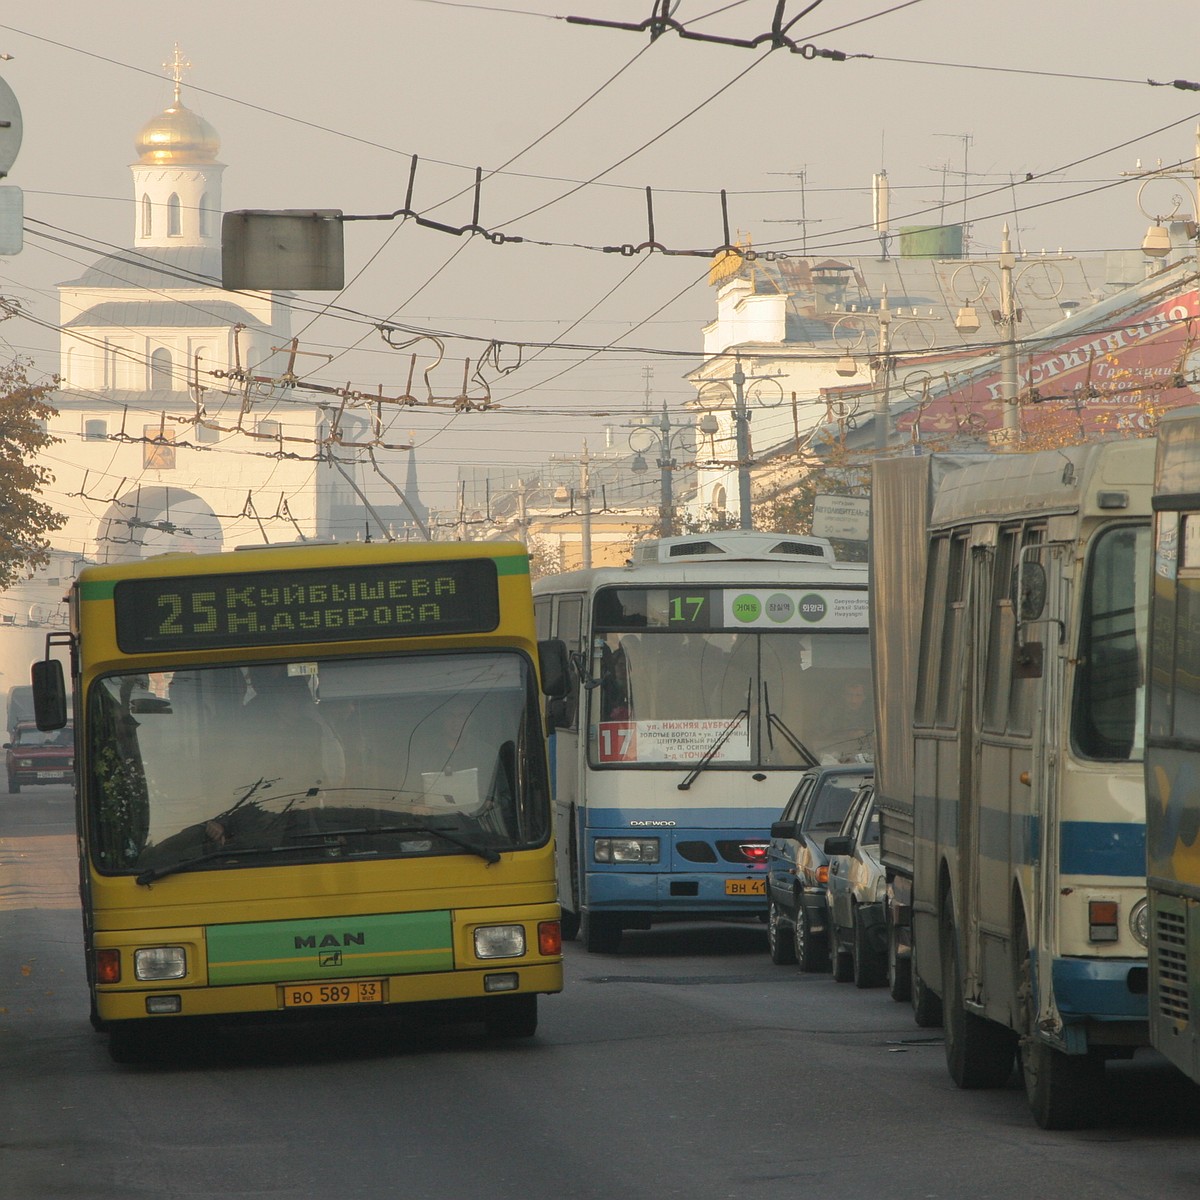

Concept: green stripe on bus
[[494, 554, 530, 577], [206, 910, 455, 986], [80, 581, 116, 600]]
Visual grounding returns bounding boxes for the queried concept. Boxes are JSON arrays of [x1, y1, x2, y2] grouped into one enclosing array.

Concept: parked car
[[824, 780, 887, 988], [766, 764, 873, 971], [5, 721, 74, 793]]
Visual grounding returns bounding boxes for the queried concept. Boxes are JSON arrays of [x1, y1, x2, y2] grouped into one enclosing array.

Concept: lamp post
[[831, 286, 938, 452], [1131, 126, 1200, 266], [951, 226, 1067, 444], [629, 402, 698, 538], [693, 357, 784, 530]]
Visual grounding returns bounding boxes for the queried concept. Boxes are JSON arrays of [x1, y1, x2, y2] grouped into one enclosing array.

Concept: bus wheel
[[853, 909, 886, 988], [793, 906, 828, 973], [768, 900, 797, 965], [887, 913, 912, 1002], [581, 909, 622, 954], [941, 909, 1015, 1088], [485, 995, 538, 1039], [107, 1021, 171, 1065], [1015, 925, 1102, 1129], [910, 938, 942, 1028]]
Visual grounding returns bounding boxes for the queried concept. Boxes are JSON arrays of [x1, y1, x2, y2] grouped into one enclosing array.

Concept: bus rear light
[[538, 921, 562, 956], [1089, 900, 1120, 942], [475, 925, 526, 959], [95, 949, 121, 984]]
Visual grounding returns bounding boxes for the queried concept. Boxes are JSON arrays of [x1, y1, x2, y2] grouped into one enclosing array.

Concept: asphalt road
[[3, 783, 1199, 1200]]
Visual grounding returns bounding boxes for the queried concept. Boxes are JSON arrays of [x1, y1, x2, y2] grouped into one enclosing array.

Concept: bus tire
[[793, 905, 828, 973], [1015, 924, 1102, 1129], [107, 1021, 171, 1065], [768, 899, 797, 965], [942, 908, 1015, 1088], [887, 913, 912, 1002], [581, 909, 622, 954], [853, 908, 886, 988], [485, 994, 538, 1039]]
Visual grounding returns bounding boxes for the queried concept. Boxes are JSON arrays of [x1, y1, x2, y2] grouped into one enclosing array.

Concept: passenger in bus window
[[816, 677, 874, 762], [601, 649, 632, 721]]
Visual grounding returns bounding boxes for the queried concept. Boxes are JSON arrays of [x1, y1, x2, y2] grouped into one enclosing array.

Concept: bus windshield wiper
[[763, 681, 819, 768], [678, 680, 751, 791], [135, 842, 309, 886], [285, 822, 501, 864]]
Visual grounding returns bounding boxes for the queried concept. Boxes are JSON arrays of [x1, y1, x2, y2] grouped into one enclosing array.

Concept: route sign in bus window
[[111, 558, 500, 652]]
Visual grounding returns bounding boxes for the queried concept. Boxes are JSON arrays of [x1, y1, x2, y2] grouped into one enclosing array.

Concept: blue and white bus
[[533, 531, 870, 953]]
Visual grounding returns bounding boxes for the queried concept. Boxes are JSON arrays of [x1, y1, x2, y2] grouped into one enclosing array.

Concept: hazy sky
[[2, 0, 1200, 509]]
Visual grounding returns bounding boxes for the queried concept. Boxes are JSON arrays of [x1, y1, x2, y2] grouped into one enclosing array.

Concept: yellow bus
[[31, 541, 568, 1061]]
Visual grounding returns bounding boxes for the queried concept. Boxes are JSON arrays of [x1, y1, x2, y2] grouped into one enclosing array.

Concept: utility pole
[[998, 224, 1019, 437], [579, 442, 592, 569], [874, 287, 892, 452], [731, 358, 753, 530]]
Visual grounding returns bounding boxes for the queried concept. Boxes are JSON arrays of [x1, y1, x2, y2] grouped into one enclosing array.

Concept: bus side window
[[555, 595, 585, 728]]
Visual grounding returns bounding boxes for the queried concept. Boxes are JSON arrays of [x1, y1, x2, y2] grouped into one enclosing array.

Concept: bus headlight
[[475, 925, 526, 959], [1129, 897, 1149, 948], [594, 837, 660, 864], [134, 946, 187, 981]]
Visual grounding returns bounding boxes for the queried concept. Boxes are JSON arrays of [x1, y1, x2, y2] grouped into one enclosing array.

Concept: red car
[[5, 721, 74, 793]]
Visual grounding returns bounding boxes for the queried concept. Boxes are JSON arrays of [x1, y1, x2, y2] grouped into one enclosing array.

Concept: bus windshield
[[590, 628, 872, 769], [88, 651, 549, 877]]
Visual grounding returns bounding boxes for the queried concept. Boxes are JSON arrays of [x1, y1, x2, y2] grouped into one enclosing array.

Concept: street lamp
[[1130, 127, 1200, 264], [692, 359, 784, 530], [950, 226, 1067, 442], [629, 402, 698, 538], [832, 286, 939, 452]]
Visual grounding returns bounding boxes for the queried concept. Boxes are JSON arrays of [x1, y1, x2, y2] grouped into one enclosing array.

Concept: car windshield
[[87, 651, 550, 876], [14, 725, 73, 747], [805, 779, 866, 831]]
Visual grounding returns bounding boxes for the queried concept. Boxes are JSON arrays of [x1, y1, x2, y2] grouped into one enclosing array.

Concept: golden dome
[[134, 98, 220, 165]]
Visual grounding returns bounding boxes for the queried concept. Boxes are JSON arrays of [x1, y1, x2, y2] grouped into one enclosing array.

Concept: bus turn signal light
[[95, 949, 121, 984], [1089, 900, 1119, 942]]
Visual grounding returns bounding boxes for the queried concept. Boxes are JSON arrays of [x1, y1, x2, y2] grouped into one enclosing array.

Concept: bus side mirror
[[32, 659, 69, 731], [538, 638, 571, 700]]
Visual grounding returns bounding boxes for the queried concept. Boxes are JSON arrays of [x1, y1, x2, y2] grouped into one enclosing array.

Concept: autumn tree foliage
[[0, 359, 65, 589]]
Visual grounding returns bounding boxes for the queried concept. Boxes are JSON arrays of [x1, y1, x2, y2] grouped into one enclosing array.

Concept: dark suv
[[5, 721, 74, 793], [765, 764, 873, 971]]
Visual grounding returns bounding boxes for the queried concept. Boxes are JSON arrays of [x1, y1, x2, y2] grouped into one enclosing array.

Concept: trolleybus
[[533, 531, 871, 953], [31, 540, 567, 1060], [872, 440, 1152, 1129]]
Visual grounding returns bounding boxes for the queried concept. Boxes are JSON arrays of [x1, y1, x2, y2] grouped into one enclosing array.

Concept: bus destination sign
[[112, 559, 500, 653]]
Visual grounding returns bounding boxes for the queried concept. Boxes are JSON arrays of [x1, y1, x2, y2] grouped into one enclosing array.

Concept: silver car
[[824, 781, 887, 988]]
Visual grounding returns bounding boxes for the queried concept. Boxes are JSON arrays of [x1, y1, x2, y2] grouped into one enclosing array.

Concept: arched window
[[150, 348, 174, 390], [141, 194, 152, 238], [198, 192, 210, 238], [167, 193, 182, 237], [712, 485, 727, 514]]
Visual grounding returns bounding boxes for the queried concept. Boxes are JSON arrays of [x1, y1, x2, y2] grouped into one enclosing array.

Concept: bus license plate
[[283, 980, 384, 1009], [726, 878, 766, 896]]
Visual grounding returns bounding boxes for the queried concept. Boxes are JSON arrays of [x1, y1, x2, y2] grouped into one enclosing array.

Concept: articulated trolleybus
[[31, 541, 568, 1061], [534, 532, 870, 953], [874, 440, 1153, 1130]]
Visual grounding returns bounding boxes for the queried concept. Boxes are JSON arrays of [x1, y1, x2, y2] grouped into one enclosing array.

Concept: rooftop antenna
[[935, 131, 974, 254]]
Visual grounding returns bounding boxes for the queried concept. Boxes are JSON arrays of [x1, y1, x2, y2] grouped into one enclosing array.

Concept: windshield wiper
[[285, 823, 501, 864], [763, 681, 819, 768], [678, 679, 751, 791], [135, 843, 308, 886]]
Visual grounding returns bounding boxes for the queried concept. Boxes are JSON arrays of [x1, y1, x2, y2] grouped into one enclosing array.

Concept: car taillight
[[739, 842, 769, 863]]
